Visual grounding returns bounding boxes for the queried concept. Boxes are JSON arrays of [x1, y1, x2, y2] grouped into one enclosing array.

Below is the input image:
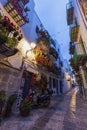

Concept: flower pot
[[13, 31, 19, 37], [19, 97, 32, 117], [20, 109, 30, 117], [4, 111, 11, 117], [17, 35, 23, 41]]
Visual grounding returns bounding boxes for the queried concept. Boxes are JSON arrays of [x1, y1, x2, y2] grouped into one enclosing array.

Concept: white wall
[[63, 78, 71, 93], [21, 0, 42, 42], [0, 0, 42, 43]]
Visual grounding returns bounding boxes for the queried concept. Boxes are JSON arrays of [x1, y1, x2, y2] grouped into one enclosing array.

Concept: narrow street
[[0, 0, 87, 130], [0, 87, 87, 130]]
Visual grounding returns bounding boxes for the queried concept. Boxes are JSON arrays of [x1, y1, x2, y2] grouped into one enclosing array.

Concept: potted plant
[[0, 90, 6, 115], [49, 47, 58, 60], [24, 7, 30, 12], [7, 37, 18, 48], [20, 97, 32, 117], [17, 34, 23, 41], [13, 31, 19, 37], [33, 74, 48, 94]]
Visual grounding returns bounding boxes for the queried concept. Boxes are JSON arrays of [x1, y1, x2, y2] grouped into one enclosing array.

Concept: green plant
[[13, 31, 19, 37], [0, 90, 6, 107], [17, 35, 23, 41], [0, 26, 18, 48], [0, 13, 22, 49], [7, 37, 18, 48], [20, 97, 32, 117], [49, 47, 58, 60], [33, 74, 48, 93], [4, 94, 17, 117], [37, 36, 50, 46], [0, 12, 2, 20], [0, 26, 8, 42]]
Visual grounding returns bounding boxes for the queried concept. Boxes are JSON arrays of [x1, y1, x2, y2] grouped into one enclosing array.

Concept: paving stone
[[1, 88, 87, 130], [29, 127, 41, 130], [76, 128, 87, 130]]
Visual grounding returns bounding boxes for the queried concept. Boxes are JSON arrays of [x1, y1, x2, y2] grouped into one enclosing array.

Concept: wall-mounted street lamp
[[17, 38, 37, 58], [25, 42, 36, 58]]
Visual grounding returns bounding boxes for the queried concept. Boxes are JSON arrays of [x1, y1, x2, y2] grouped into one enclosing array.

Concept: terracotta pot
[[20, 110, 30, 117]]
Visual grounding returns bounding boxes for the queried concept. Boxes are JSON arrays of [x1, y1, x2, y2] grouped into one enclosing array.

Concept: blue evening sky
[[34, 0, 70, 60]]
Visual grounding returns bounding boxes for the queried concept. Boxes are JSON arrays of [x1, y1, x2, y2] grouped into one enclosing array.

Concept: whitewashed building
[[0, 0, 64, 101], [67, 0, 87, 98]]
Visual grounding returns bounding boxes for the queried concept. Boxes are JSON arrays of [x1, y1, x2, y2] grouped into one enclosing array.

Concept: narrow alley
[[0, 87, 87, 130], [0, 0, 87, 130]]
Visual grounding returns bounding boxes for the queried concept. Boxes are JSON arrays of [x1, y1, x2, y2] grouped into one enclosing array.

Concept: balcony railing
[[21, 0, 29, 5], [70, 25, 80, 42], [4, 0, 29, 27], [69, 42, 75, 54], [0, 38, 18, 59], [73, 42, 87, 65], [49, 47, 58, 60], [69, 58, 79, 71], [66, 2, 74, 25]]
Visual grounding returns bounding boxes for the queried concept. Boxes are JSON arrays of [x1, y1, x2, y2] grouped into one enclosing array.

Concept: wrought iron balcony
[[69, 42, 75, 55], [4, 0, 29, 27], [49, 47, 58, 60], [66, 2, 74, 25], [69, 58, 79, 71], [21, 0, 29, 5], [73, 42, 87, 65], [70, 25, 80, 43], [0, 37, 18, 59]]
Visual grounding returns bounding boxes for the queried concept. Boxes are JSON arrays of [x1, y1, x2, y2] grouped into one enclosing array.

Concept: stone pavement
[[0, 87, 87, 130]]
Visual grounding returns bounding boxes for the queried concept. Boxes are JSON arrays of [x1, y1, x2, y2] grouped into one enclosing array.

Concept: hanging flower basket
[[0, 12, 23, 49], [33, 47, 53, 68]]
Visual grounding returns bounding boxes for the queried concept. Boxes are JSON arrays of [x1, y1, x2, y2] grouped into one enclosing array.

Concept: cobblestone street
[[0, 87, 87, 130]]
